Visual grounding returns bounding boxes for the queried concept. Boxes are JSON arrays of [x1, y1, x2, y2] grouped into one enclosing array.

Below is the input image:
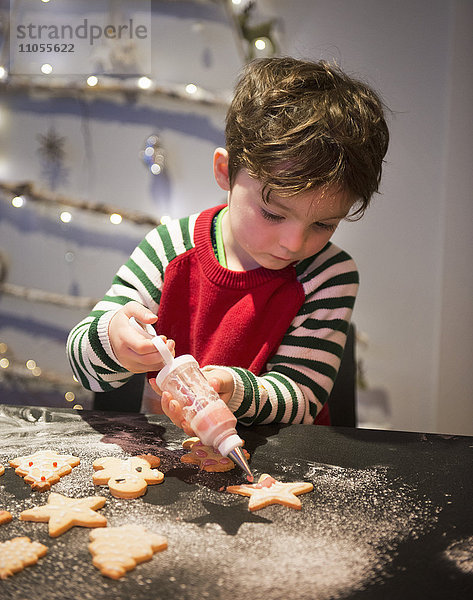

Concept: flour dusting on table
[[0, 411, 444, 600]]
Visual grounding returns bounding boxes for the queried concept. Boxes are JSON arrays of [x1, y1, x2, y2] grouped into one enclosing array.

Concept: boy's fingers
[[160, 390, 198, 437], [182, 422, 195, 436], [169, 400, 181, 415], [123, 301, 157, 324], [208, 376, 232, 395], [160, 391, 172, 414], [208, 377, 222, 392], [204, 370, 234, 404]]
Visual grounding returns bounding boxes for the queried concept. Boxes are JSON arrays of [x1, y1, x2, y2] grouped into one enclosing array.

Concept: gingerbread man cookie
[[10, 450, 80, 491], [226, 473, 314, 511], [89, 524, 168, 579], [181, 437, 250, 472], [20, 492, 107, 537], [0, 537, 48, 579], [92, 454, 164, 499]]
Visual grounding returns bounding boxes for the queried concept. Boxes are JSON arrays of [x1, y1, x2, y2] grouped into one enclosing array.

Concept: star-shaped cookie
[[20, 492, 107, 537], [226, 473, 313, 511]]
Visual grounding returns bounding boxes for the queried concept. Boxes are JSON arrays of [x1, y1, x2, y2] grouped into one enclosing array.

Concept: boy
[[67, 57, 389, 429]]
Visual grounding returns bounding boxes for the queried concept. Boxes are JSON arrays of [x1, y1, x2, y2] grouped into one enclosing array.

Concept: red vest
[[153, 205, 330, 425]]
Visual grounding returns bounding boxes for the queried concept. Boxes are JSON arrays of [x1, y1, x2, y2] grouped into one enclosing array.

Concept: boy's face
[[214, 149, 354, 271]]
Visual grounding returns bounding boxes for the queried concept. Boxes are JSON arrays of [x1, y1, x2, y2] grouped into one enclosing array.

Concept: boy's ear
[[213, 148, 230, 191]]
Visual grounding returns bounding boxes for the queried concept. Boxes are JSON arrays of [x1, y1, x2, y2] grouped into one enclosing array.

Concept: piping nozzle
[[227, 446, 254, 482]]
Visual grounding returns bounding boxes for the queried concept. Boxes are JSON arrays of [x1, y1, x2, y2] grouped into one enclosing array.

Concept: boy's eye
[[261, 207, 338, 232], [260, 208, 284, 222], [313, 222, 337, 232]]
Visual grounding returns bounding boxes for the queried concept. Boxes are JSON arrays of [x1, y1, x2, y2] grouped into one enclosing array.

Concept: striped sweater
[[67, 207, 359, 426]]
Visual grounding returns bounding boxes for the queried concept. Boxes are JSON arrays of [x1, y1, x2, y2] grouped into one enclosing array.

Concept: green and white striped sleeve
[[223, 243, 359, 425], [66, 215, 197, 392]]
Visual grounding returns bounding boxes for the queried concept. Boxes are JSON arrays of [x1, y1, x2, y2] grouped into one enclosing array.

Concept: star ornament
[[226, 474, 314, 511], [20, 492, 107, 537]]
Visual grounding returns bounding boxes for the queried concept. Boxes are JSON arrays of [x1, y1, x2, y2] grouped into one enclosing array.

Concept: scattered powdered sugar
[[1, 422, 443, 600], [304, 461, 439, 541], [444, 536, 473, 575], [181, 460, 441, 600]]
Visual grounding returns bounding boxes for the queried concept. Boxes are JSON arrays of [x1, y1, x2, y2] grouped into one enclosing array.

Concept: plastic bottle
[[155, 355, 253, 479], [128, 317, 253, 480]]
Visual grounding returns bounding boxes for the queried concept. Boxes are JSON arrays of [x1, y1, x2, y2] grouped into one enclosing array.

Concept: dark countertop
[[0, 404, 472, 599]]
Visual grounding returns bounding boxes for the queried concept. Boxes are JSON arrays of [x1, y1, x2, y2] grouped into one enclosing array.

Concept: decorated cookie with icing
[[0, 537, 48, 579], [0, 463, 4, 476], [0, 511, 13, 526], [92, 454, 164, 499], [226, 473, 314, 511], [89, 524, 168, 579], [10, 450, 80, 492], [181, 437, 250, 472], [20, 492, 107, 537]]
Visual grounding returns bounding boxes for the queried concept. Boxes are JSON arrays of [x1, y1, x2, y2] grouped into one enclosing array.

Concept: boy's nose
[[279, 224, 305, 254]]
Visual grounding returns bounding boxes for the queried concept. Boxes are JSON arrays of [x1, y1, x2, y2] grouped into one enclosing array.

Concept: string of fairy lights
[[0, 0, 279, 408], [0, 180, 164, 228], [0, 342, 90, 409], [0, 179, 166, 310], [0, 72, 232, 107], [0, 180, 164, 409], [0, 1, 279, 100]]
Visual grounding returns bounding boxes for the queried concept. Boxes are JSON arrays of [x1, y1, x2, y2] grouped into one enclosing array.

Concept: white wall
[[265, 0, 472, 434], [436, 0, 473, 434]]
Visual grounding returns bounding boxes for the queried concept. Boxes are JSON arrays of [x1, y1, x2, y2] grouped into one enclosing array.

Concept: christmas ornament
[[140, 135, 165, 175], [36, 126, 67, 190], [235, 1, 278, 60], [37, 127, 66, 165]]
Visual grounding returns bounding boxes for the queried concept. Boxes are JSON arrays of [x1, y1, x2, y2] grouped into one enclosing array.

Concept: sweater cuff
[[96, 309, 125, 369], [201, 365, 245, 414]]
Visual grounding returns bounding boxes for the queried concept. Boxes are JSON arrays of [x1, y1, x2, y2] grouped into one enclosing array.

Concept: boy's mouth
[[270, 254, 294, 262]]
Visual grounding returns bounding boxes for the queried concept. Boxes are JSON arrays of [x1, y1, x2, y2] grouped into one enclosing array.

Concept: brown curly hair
[[225, 57, 389, 218]]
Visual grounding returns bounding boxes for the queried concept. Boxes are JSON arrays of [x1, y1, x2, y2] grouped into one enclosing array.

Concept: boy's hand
[[149, 368, 235, 435], [155, 391, 195, 436], [203, 368, 235, 404], [108, 301, 174, 373]]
